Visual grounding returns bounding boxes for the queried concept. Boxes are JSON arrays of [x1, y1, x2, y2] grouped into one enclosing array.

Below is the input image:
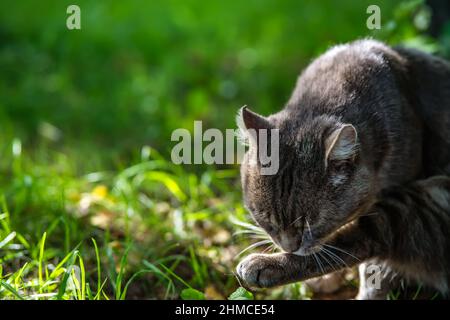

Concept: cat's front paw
[[236, 253, 283, 288]]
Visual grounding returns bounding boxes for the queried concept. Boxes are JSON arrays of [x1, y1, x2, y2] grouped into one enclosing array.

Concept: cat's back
[[280, 39, 450, 185], [287, 39, 407, 116], [393, 46, 450, 175], [285, 39, 450, 177]]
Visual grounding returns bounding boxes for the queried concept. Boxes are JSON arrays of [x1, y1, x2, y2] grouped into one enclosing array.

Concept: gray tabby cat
[[235, 39, 450, 299]]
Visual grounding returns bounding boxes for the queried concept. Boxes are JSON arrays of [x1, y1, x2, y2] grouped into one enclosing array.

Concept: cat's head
[[238, 107, 375, 256]]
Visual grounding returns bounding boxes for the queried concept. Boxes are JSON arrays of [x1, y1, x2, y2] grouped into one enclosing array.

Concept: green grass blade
[[77, 253, 86, 300], [0, 279, 25, 300], [119, 270, 153, 300], [159, 263, 192, 289], [0, 231, 16, 249], [91, 238, 102, 295], [38, 232, 47, 294], [56, 250, 78, 300], [115, 245, 131, 300]]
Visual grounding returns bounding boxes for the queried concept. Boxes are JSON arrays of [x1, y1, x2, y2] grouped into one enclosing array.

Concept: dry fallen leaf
[[205, 285, 225, 300]]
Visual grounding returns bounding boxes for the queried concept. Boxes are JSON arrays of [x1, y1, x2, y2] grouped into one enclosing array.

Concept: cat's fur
[[236, 39, 450, 298], [237, 176, 450, 295]]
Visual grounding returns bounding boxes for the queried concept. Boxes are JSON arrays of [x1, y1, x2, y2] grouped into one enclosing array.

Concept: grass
[[0, 0, 447, 300], [0, 138, 326, 299], [0, 141, 271, 299]]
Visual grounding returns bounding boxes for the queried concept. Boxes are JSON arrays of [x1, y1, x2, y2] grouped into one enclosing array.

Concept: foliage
[[228, 287, 254, 300], [0, 0, 446, 299]]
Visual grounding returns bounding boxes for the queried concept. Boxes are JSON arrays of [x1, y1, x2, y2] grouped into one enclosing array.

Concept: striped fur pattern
[[236, 39, 450, 298], [237, 176, 450, 296]]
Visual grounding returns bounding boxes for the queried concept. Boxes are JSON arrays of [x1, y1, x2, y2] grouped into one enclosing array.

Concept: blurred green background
[[0, 0, 449, 300]]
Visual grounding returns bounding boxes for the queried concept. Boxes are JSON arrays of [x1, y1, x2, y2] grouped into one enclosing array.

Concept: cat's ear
[[325, 124, 358, 164], [236, 106, 271, 145]]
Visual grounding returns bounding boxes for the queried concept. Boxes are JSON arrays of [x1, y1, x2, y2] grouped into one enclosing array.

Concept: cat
[[235, 39, 450, 299], [237, 175, 450, 297]]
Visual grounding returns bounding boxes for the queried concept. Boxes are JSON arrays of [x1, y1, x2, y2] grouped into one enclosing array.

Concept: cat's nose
[[279, 233, 301, 253]]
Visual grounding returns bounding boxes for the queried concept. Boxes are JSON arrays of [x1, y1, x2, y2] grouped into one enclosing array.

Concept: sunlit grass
[[0, 0, 440, 300], [0, 141, 271, 300]]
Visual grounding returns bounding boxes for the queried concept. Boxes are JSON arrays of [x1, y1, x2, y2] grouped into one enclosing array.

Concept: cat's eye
[[329, 160, 352, 173]]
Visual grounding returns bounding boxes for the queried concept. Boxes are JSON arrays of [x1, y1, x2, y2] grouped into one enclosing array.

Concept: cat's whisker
[[310, 254, 320, 274], [231, 270, 246, 288], [235, 239, 273, 258], [317, 253, 326, 274], [317, 250, 335, 272], [233, 229, 258, 235], [230, 216, 266, 233], [235, 226, 266, 235], [322, 247, 349, 269], [288, 215, 304, 227], [359, 212, 380, 218], [304, 219, 328, 275], [306, 219, 313, 238], [322, 247, 348, 269], [249, 234, 271, 240], [324, 244, 361, 262], [262, 243, 275, 253], [232, 230, 268, 238], [320, 249, 339, 270], [312, 252, 325, 275]]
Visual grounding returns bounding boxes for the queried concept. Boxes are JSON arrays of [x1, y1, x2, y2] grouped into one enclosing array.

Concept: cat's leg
[[237, 215, 385, 288], [305, 270, 347, 295], [238, 175, 450, 292], [358, 176, 450, 299]]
